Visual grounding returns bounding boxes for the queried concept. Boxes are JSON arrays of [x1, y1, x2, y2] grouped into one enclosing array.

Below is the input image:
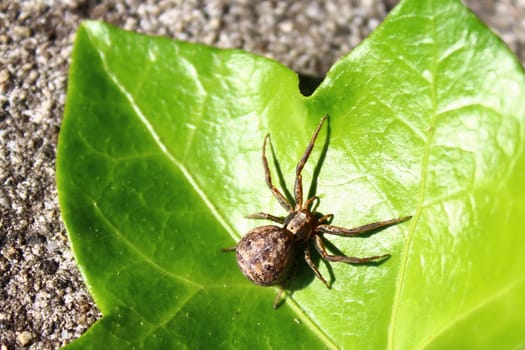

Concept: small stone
[[16, 331, 33, 347], [0, 70, 10, 84], [280, 20, 293, 32], [12, 26, 31, 39]]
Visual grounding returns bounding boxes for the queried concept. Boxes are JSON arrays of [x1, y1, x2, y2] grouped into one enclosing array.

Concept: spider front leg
[[317, 215, 411, 236], [313, 235, 390, 264], [304, 196, 320, 211], [261, 135, 293, 212], [294, 115, 327, 210], [316, 213, 333, 225]]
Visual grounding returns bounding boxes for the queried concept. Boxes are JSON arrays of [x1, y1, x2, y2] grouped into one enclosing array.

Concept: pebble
[[16, 331, 33, 347]]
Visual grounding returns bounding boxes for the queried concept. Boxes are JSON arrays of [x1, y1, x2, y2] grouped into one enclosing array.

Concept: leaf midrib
[[84, 28, 237, 242], [387, 10, 440, 349]]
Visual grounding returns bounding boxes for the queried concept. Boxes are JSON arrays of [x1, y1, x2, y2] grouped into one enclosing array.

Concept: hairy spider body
[[236, 209, 316, 286], [236, 225, 294, 286], [226, 115, 411, 308]]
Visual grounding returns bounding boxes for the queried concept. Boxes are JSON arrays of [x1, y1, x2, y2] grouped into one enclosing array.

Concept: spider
[[224, 115, 411, 308]]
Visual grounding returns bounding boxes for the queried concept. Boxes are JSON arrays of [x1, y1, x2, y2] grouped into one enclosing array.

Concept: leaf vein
[[86, 34, 239, 247], [387, 12, 440, 349], [91, 199, 201, 288], [419, 276, 525, 348]]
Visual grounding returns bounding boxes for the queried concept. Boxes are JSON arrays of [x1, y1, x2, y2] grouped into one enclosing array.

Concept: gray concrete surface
[[1, 1, 524, 349]]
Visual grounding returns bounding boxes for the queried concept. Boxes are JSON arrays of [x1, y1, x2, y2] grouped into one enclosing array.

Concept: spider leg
[[273, 260, 297, 309], [294, 115, 327, 210], [304, 243, 330, 289], [317, 213, 334, 225], [313, 235, 390, 263], [221, 246, 236, 252], [245, 212, 285, 224], [317, 215, 411, 236], [273, 286, 286, 309], [304, 195, 319, 210], [262, 134, 293, 212]]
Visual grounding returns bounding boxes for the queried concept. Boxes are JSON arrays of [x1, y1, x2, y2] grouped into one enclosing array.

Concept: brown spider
[[225, 115, 411, 308]]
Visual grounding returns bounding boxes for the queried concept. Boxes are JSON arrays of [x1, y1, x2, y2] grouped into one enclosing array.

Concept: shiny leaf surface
[[58, 0, 525, 348]]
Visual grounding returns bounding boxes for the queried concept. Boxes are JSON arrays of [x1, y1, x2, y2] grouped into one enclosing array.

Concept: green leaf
[[57, 0, 525, 348]]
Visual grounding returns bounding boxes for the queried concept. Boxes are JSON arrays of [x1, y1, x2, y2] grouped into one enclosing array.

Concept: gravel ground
[[1, 1, 524, 349]]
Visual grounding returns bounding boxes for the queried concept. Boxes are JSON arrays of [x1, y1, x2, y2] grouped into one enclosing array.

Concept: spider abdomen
[[236, 225, 295, 286]]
